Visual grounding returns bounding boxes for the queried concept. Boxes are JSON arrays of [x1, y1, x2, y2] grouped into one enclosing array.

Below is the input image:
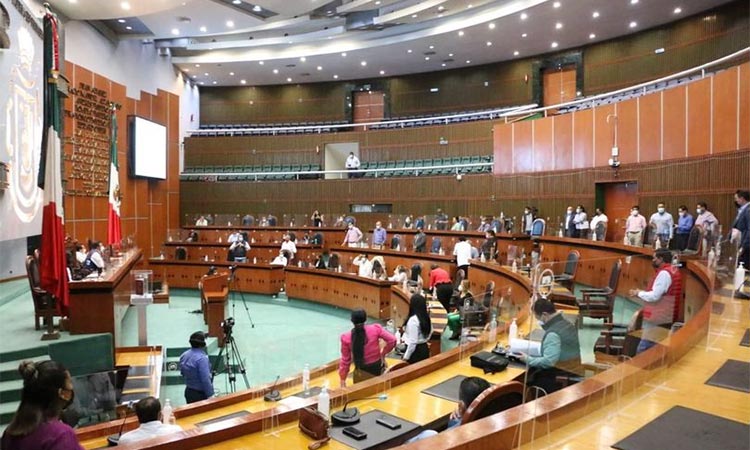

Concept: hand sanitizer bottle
[[302, 364, 310, 392], [318, 383, 330, 419], [162, 399, 175, 425], [488, 314, 498, 343], [509, 318, 518, 342]]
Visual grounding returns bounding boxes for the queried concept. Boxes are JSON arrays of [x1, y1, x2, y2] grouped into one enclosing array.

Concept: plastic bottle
[[488, 313, 498, 343], [509, 318, 518, 342], [252, 257, 257, 264], [395, 328, 402, 344], [162, 399, 175, 425], [511, 260, 518, 273], [734, 262, 746, 291], [317, 383, 330, 419], [386, 319, 395, 334], [302, 364, 310, 392], [707, 248, 716, 269]]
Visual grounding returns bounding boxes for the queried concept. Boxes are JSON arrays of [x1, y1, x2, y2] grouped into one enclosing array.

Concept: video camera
[[221, 317, 235, 336]]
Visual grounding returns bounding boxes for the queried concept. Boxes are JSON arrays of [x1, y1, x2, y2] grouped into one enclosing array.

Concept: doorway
[[324, 142, 359, 180], [542, 64, 577, 107], [353, 90, 385, 129], [596, 181, 639, 243]]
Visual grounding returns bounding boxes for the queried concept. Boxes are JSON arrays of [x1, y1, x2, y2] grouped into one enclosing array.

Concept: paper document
[[510, 338, 541, 357]]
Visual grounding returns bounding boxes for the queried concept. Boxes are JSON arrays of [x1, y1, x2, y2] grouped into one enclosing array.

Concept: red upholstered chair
[[460, 381, 525, 425]]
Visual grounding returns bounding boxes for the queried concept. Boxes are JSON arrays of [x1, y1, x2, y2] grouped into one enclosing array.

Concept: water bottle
[[317, 383, 330, 419], [509, 318, 518, 342], [386, 319, 395, 334], [734, 262, 746, 291], [395, 329, 401, 344], [488, 314, 498, 343], [707, 248, 716, 269], [252, 257, 257, 264], [302, 364, 310, 392], [511, 260, 518, 273], [162, 399, 175, 425]]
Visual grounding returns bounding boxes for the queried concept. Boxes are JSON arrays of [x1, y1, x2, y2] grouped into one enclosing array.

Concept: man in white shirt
[[453, 236, 473, 277], [280, 234, 297, 261], [270, 250, 288, 266], [352, 254, 373, 278], [589, 208, 609, 241], [345, 152, 360, 178], [118, 397, 182, 445], [227, 230, 242, 244], [195, 216, 208, 226]]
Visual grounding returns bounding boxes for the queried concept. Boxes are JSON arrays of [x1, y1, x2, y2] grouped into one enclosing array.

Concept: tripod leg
[[237, 290, 256, 328]]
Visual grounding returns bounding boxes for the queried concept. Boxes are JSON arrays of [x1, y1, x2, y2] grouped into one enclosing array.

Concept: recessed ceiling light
[[513, 50, 519, 56], [521, 33, 528, 37], [429, 45, 434, 49], [191, 75, 197, 78], [425, 56, 430, 60], [551, 41, 558, 48], [375, 0, 381, 4], [125, 26, 132, 30], [253, 5, 262, 12], [674, 7, 682, 14], [333, 74, 339, 79], [240, 79, 246, 84], [407, 49, 412, 53], [379, 70, 385, 75], [555, 22, 563, 29], [467, 4, 473, 8], [68, 0, 77, 3], [630, 0, 638, 4], [654, 47, 665, 54], [229, 72, 235, 76], [488, 23, 495, 29], [486, 41, 492, 46], [592, 11, 600, 18], [629, 21, 637, 28], [448, 53, 453, 57], [259, 61, 264, 65], [520, 12, 528, 20], [204, 72, 209, 76], [273, 69, 279, 74], [553, 1, 561, 8], [341, 52, 347, 57], [360, 61, 367, 66], [441, 63, 446, 67], [120, 1, 130, 10], [226, 20, 235, 27], [171, 28, 180, 35], [199, 26, 207, 32], [438, 5, 445, 11], [300, 56, 306, 62], [286, 77, 292, 82], [458, 30, 464, 36], [195, 64, 200, 67], [117, 19, 126, 23], [199, 81, 204, 85], [212, 81, 217, 85], [466, 60, 471, 63], [232, 0, 241, 4], [316, 66, 322, 71], [411, 14, 417, 18], [589, 33, 596, 39]]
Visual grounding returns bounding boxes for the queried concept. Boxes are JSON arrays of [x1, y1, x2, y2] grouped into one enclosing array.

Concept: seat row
[[181, 164, 322, 181], [360, 155, 493, 177]]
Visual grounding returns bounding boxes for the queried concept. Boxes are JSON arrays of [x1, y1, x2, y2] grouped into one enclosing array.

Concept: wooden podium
[[199, 272, 229, 346]]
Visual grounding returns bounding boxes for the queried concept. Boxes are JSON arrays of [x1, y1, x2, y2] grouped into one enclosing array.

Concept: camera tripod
[[228, 266, 256, 328], [211, 323, 250, 393]]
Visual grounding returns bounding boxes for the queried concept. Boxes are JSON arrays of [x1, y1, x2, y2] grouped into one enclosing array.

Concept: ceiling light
[[259, 61, 264, 65], [488, 23, 495, 29], [407, 49, 412, 53], [379, 70, 385, 75], [429, 45, 434, 49], [199, 26, 207, 32], [486, 41, 492, 46], [212, 81, 217, 85], [204, 72, 209, 76], [629, 21, 637, 28], [458, 30, 464, 36], [513, 51, 519, 56], [191, 75, 197, 78], [317, 66, 322, 71], [120, 1, 130, 10], [674, 7, 682, 14], [253, 5, 262, 12], [117, 19, 126, 23], [654, 47, 665, 54], [341, 52, 347, 57], [592, 11, 600, 18], [286, 77, 292, 82], [333, 75, 339, 79], [232, 0, 241, 4], [241, 79, 246, 84], [589, 33, 596, 39], [171, 28, 180, 35], [375, 0, 381, 4], [226, 20, 235, 27], [125, 26, 132, 30], [441, 63, 446, 67], [522, 33, 527, 37], [438, 6, 445, 11], [551, 41, 558, 48], [425, 56, 430, 60], [411, 14, 417, 18], [466, 60, 471, 63], [68, 0, 77, 3], [300, 56, 306, 62], [553, 1, 561, 8], [229, 72, 235, 76], [195, 64, 200, 67], [630, 0, 638, 4], [430, 88, 439, 92], [520, 12, 528, 20], [555, 22, 563, 29], [448, 53, 453, 57], [273, 69, 279, 74], [360, 61, 367, 66], [467, 4, 473, 8], [199, 81, 204, 85]]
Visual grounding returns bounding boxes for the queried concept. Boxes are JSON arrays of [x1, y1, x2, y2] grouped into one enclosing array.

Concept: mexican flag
[[107, 105, 122, 246], [39, 9, 69, 313]]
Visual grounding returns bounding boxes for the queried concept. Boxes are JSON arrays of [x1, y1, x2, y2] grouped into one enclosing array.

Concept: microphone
[[263, 375, 282, 402], [106, 401, 134, 446], [331, 394, 388, 425]]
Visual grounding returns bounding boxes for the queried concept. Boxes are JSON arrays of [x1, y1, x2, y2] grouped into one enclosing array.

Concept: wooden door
[[600, 182, 638, 243], [353, 91, 385, 129], [542, 65, 577, 107]]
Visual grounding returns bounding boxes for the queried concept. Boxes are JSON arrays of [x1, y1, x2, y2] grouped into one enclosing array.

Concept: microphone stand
[[263, 375, 282, 402]]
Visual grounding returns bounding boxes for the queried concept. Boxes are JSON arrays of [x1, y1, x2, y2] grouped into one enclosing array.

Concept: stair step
[[0, 356, 50, 382], [0, 379, 24, 403], [0, 401, 19, 426]]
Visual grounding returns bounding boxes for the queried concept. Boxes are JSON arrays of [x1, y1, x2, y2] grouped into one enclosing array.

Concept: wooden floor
[[518, 283, 750, 450]]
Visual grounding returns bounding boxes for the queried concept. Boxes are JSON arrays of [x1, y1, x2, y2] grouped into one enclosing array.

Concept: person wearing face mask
[[522, 207, 535, 235], [629, 249, 683, 352], [731, 190, 750, 298], [83, 241, 106, 273], [517, 299, 582, 395], [625, 206, 647, 247], [563, 206, 576, 238], [589, 208, 609, 241], [573, 205, 588, 239], [2, 360, 83, 450], [476, 216, 491, 233], [673, 205, 694, 251], [649, 203, 674, 248], [371, 221, 388, 249], [342, 222, 363, 247], [694, 202, 718, 249]]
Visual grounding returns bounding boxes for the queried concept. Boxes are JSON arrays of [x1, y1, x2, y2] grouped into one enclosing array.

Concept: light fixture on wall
[[606, 114, 621, 176]]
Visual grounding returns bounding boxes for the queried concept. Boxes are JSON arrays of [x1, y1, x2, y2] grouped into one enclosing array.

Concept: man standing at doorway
[[625, 206, 647, 247], [345, 152, 360, 178]]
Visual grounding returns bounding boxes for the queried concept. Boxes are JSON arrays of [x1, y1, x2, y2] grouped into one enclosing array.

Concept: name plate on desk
[[130, 294, 154, 306]]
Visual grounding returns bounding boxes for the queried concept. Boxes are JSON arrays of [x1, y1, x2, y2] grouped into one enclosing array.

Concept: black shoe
[[735, 291, 750, 300]]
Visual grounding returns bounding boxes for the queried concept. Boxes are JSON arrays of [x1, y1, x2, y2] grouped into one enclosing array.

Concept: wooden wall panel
[[740, 62, 750, 150], [662, 85, 687, 160], [572, 109, 593, 169], [638, 93, 661, 162], [513, 121, 533, 173], [553, 114, 573, 171], [687, 77, 711, 157], [533, 117, 554, 172], [712, 67, 739, 154], [594, 104, 615, 167], [616, 98, 639, 165], [493, 124, 513, 175]]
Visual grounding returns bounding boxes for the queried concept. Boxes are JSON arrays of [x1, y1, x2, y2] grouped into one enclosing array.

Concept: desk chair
[[26, 255, 61, 333], [595, 222, 607, 241], [680, 226, 703, 256], [594, 309, 643, 363], [530, 218, 546, 238], [460, 381, 524, 424], [553, 250, 580, 291], [384, 361, 409, 374], [575, 260, 622, 327]]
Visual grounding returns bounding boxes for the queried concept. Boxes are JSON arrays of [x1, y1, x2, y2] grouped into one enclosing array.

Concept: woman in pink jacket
[[339, 308, 396, 387]]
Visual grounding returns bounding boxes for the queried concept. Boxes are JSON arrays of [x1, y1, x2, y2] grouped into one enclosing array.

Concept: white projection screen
[[129, 116, 167, 180]]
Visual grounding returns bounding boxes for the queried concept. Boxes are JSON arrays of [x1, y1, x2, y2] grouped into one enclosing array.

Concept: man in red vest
[[629, 249, 682, 353]]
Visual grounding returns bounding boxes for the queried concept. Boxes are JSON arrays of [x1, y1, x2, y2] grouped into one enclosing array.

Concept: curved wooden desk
[[148, 259, 285, 294], [161, 241, 321, 265]]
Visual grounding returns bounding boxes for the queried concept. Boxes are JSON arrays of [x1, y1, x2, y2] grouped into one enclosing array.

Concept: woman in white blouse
[[402, 294, 433, 363]]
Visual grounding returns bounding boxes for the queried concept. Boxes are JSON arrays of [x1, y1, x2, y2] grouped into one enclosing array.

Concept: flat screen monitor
[[129, 116, 167, 180]]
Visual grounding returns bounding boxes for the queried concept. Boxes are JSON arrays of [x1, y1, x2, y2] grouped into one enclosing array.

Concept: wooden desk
[[68, 249, 143, 346], [148, 259, 285, 295], [161, 241, 321, 265], [332, 246, 457, 278]]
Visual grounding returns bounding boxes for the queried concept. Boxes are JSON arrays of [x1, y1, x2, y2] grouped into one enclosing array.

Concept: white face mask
[[658, 208, 665, 214], [537, 319, 545, 328], [697, 208, 704, 214], [631, 211, 638, 216]]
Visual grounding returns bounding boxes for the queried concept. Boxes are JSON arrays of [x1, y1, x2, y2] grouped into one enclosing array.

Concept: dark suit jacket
[[732, 205, 750, 250], [564, 213, 576, 237]]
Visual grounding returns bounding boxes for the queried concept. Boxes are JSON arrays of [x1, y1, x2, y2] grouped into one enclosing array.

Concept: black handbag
[[470, 351, 509, 374]]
